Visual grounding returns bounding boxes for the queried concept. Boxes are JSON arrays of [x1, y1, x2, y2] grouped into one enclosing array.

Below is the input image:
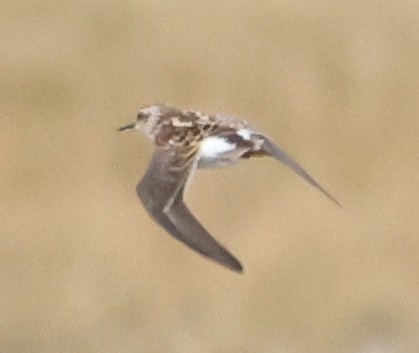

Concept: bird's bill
[[117, 122, 136, 131]]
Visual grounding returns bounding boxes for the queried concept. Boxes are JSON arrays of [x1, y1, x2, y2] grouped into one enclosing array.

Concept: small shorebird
[[119, 104, 339, 272]]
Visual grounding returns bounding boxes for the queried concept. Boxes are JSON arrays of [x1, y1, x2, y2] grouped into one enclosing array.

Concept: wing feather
[[255, 134, 340, 206], [136, 147, 243, 272]]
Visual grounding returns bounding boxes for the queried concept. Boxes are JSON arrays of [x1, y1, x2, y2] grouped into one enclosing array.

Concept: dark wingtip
[[257, 134, 341, 207], [318, 187, 341, 207], [213, 248, 243, 273], [230, 260, 244, 273], [204, 251, 243, 273], [331, 196, 342, 207]]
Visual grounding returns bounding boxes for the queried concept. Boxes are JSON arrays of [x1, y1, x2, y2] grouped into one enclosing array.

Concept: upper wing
[[255, 133, 340, 206], [136, 147, 243, 272]]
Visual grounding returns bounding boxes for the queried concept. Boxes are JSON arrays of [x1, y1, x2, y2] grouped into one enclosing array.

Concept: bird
[[118, 104, 339, 272]]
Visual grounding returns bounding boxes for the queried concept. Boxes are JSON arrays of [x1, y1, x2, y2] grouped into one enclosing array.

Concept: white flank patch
[[198, 137, 236, 158], [237, 128, 252, 140]]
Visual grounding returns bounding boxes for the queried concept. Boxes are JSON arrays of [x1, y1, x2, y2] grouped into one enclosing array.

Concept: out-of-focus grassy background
[[1, 1, 419, 352]]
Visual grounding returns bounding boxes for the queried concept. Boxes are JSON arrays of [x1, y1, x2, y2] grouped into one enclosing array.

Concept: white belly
[[197, 136, 237, 168], [198, 136, 236, 158], [197, 130, 253, 168]]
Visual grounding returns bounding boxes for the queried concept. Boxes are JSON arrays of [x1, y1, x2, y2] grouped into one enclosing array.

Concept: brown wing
[[254, 133, 340, 206], [136, 147, 243, 272]]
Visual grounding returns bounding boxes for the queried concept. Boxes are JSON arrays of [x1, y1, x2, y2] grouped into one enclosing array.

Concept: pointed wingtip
[[318, 187, 342, 207], [257, 135, 341, 207], [305, 175, 341, 207], [228, 259, 244, 273], [212, 245, 244, 273], [331, 196, 342, 207], [203, 248, 243, 273]]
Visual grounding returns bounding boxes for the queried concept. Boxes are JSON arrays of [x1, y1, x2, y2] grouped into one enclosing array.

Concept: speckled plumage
[[118, 104, 339, 272]]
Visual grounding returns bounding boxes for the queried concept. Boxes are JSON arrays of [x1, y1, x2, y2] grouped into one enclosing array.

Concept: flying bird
[[119, 104, 339, 272]]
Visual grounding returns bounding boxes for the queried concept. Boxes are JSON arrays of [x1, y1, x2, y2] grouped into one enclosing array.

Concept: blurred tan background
[[1, 0, 419, 352]]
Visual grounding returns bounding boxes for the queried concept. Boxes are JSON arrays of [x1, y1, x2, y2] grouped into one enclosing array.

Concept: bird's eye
[[137, 112, 145, 121]]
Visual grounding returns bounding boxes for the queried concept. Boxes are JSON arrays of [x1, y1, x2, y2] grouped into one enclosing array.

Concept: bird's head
[[118, 104, 178, 136]]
